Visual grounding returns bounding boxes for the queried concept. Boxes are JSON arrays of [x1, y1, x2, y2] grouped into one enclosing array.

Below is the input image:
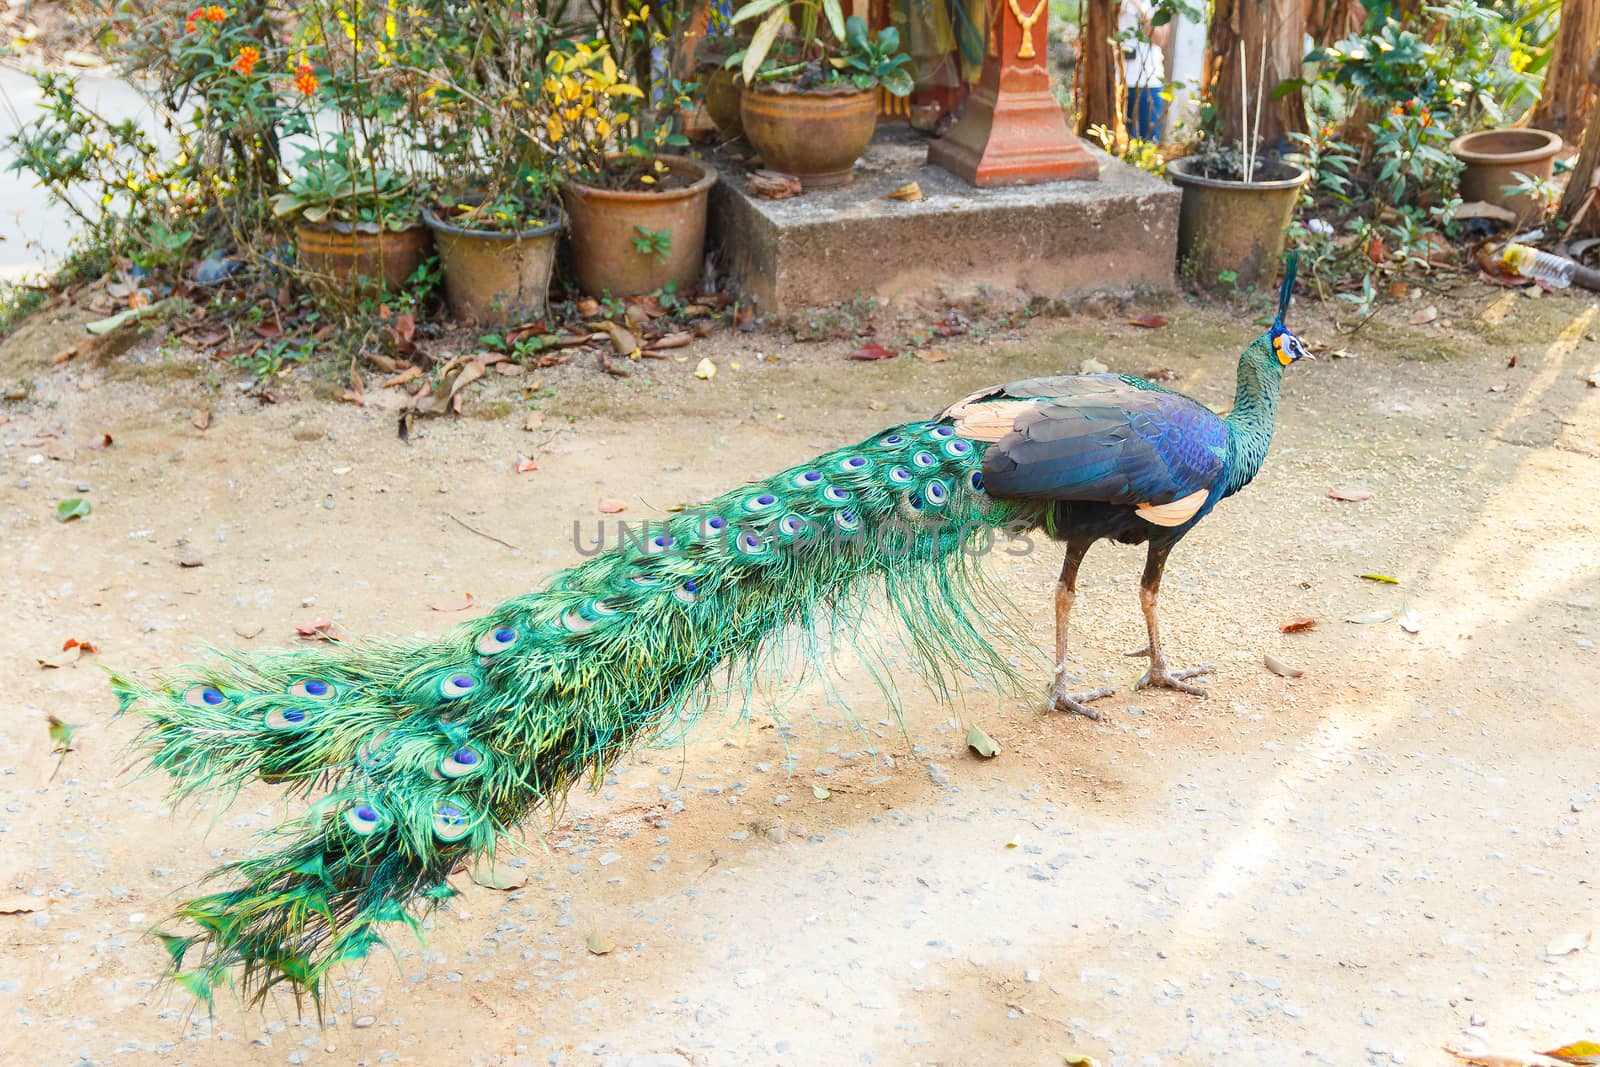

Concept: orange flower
[[293, 63, 318, 96], [233, 45, 260, 75], [184, 7, 202, 31], [205, 5, 226, 19]]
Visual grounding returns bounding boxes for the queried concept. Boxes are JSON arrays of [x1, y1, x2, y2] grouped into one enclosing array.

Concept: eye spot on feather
[[440, 673, 478, 699], [475, 627, 518, 656], [929, 425, 955, 439], [969, 471, 985, 492], [792, 470, 823, 488], [736, 530, 766, 555], [912, 450, 938, 469], [356, 731, 392, 769], [432, 800, 474, 842], [674, 580, 699, 604], [742, 493, 778, 513], [880, 433, 906, 446], [778, 514, 810, 537], [345, 801, 388, 836], [888, 465, 913, 485], [822, 485, 850, 504], [943, 439, 972, 457], [704, 516, 727, 532], [840, 455, 869, 471], [290, 679, 334, 700], [441, 746, 483, 778], [924, 479, 948, 506], [183, 685, 227, 708], [265, 706, 310, 730]]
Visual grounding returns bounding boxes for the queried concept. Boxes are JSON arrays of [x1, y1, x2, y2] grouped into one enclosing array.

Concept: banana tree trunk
[[1203, 0, 1309, 151]]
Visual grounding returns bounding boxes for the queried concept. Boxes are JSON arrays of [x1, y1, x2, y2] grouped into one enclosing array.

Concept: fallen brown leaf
[[430, 593, 479, 612], [1279, 616, 1316, 633], [599, 499, 628, 514], [89, 434, 113, 449], [1128, 313, 1168, 329], [513, 456, 539, 474], [850, 343, 897, 361], [1327, 487, 1374, 502], [1264, 653, 1303, 678], [1409, 305, 1439, 326], [914, 349, 950, 363], [294, 618, 336, 640], [382, 366, 423, 388], [192, 409, 212, 431], [0, 896, 44, 915], [595, 320, 641, 359], [1144, 367, 1181, 381], [884, 181, 924, 202], [648, 331, 694, 350]]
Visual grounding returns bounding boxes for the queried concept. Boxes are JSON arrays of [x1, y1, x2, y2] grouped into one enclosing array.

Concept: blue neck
[[1222, 339, 1283, 498]]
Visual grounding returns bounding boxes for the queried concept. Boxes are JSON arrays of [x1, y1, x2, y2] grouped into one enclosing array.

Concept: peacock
[[114, 258, 1309, 1006]]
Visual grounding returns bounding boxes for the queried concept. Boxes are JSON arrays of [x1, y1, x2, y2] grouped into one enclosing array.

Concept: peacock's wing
[[963, 377, 1228, 518]]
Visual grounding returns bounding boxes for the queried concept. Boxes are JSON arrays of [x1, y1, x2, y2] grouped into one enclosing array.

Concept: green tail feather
[[119, 420, 1044, 1002]]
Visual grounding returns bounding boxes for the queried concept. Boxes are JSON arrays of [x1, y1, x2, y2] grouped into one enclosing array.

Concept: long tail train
[[114, 419, 1043, 1004]]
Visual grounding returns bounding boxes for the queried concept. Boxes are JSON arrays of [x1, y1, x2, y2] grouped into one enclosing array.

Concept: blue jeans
[[1126, 87, 1166, 142]]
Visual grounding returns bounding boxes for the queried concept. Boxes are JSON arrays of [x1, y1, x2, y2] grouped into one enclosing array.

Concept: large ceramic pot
[[563, 155, 717, 298], [295, 220, 431, 299], [1450, 128, 1563, 220], [1167, 157, 1310, 288], [740, 84, 877, 189], [422, 204, 561, 326]]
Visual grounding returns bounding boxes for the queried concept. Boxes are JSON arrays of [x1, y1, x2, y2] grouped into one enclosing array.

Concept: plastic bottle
[[1501, 243, 1575, 288]]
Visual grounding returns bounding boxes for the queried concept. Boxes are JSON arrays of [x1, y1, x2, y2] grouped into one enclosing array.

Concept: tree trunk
[[1558, 46, 1600, 234], [1203, 0, 1309, 151], [1532, 0, 1600, 146], [1075, 0, 1127, 148], [1305, 0, 1364, 46]]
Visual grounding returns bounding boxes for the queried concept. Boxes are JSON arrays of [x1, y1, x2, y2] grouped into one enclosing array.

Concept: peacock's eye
[[265, 706, 310, 730], [440, 673, 477, 699], [290, 679, 334, 700], [345, 801, 388, 835], [432, 800, 474, 841], [441, 746, 484, 778], [183, 685, 226, 708], [476, 627, 518, 656]]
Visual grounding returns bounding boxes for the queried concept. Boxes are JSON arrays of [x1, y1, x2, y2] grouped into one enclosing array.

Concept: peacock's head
[[1261, 253, 1312, 368]]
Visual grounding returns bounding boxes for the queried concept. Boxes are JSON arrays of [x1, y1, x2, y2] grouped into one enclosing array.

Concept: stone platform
[[706, 131, 1179, 316]]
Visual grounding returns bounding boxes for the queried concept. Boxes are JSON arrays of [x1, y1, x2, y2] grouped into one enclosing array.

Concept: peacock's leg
[[1050, 542, 1114, 719], [1127, 543, 1212, 695]]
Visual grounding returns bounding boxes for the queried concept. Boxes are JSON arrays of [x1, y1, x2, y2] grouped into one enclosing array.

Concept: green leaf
[[730, 0, 787, 26], [1359, 573, 1399, 584], [480, 333, 506, 352], [850, 72, 874, 90], [880, 67, 914, 97], [820, 0, 846, 43], [845, 13, 870, 53], [966, 725, 999, 758], [812, 784, 831, 800], [744, 6, 788, 86], [55, 499, 90, 522], [875, 24, 899, 54]]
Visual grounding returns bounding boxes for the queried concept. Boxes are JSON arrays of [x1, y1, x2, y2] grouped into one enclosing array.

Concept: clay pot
[[295, 219, 430, 299], [563, 156, 717, 298], [422, 205, 561, 326], [1167, 157, 1310, 288], [702, 65, 744, 140], [740, 85, 877, 189], [1450, 128, 1563, 220]]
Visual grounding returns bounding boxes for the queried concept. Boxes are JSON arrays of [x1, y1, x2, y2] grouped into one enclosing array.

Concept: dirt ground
[[2, 284, 1599, 1067]]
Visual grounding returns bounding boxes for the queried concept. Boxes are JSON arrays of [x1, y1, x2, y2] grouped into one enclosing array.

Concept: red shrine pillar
[[926, 0, 1098, 186]]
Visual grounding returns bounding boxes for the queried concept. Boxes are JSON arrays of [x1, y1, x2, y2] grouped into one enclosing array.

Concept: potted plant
[[273, 6, 431, 300], [414, 7, 565, 325], [272, 137, 430, 298], [1449, 128, 1563, 220], [553, 32, 716, 298], [729, 3, 913, 189], [1167, 133, 1310, 288]]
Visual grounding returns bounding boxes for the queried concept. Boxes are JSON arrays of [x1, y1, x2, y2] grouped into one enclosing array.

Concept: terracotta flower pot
[[740, 85, 877, 189], [1450, 128, 1563, 221], [1167, 157, 1310, 288], [295, 219, 430, 299], [563, 155, 717, 298], [422, 205, 562, 326]]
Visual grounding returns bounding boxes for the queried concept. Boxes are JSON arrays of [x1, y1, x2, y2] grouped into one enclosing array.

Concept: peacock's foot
[[1049, 680, 1116, 720], [1134, 664, 1213, 696]]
